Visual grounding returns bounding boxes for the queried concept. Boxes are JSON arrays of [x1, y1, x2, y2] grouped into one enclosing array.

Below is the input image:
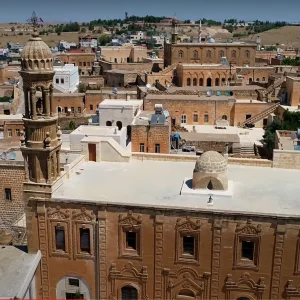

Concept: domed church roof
[[21, 29, 53, 72], [194, 151, 227, 173]]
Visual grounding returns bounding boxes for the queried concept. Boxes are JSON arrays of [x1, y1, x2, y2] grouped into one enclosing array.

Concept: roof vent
[[154, 104, 163, 114]]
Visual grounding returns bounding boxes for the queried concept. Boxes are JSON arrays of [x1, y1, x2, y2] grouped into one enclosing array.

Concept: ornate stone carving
[[47, 206, 71, 220], [270, 224, 286, 299], [236, 219, 262, 235], [119, 210, 142, 227], [211, 219, 223, 300], [72, 207, 95, 222], [163, 267, 210, 300], [224, 273, 265, 300], [108, 263, 149, 300], [98, 210, 107, 300], [176, 217, 201, 231]]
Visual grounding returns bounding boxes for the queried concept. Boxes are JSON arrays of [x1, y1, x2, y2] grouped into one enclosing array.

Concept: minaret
[[171, 17, 178, 44], [199, 19, 202, 43], [19, 28, 61, 185]]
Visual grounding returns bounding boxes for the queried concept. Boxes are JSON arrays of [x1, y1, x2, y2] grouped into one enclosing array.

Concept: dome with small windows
[[20, 29, 53, 72], [192, 151, 228, 191]]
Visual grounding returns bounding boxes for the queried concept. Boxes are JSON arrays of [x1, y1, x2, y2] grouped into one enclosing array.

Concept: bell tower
[[19, 21, 61, 185]]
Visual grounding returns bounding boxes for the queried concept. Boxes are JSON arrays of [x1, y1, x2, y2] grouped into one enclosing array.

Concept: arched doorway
[[121, 286, 138, 300], [222, 115, 227, 120], [106, 121, 112, 126], [206, 77, 212, 87], [56, 275, 91, 299], [57, 106, 62, 113], [36, 98, 43, 114], [116, 121, 122, 130], [215, 78, 220, 86], [193, 78, 197, 86], [249, 78, 252, 84], [222, 78, 226, 85], [199, 78, 204, 86]]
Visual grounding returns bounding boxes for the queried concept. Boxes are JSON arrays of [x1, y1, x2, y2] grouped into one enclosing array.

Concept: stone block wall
[[286, 76, 300, 106], [131, 124, 170, 154], [0, 163, 25, 229], [273, 149, 300, 169]]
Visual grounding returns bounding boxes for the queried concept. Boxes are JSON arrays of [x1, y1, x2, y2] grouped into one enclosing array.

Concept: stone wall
[[52, 93, 85, 115], [80, 76, 104, 87], [286, 76, 300, 106], [99, 60, 154, 74], [58, 116, 89, 130], [131, 124, 170, 153], [183, 140, 231, 153], [273, 149, 300, 169]]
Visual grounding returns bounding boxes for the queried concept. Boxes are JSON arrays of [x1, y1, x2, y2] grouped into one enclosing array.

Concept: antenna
[[1, 152, 7, 160], [207, 90, 213, 97], [291, 132, 297, 140], [9, 152, 16, 160], [26, 11, 44, 29], [216, 91, 221, 96], [146, 83, 151, 89]]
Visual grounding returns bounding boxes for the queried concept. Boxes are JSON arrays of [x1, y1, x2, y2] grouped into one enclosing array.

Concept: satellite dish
[[146, 83, 151, 89], [216, 91, 221, 96], [291, 132, 297, 140], [207, 90, 213, 97], [9, 152, 16, 160], [225, 91, 231, 96], [1, 152, 7, 160], [112, 87, 118, 94]]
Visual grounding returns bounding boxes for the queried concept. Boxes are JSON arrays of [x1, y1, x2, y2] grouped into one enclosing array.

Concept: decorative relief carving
[[99, 210, 107, 300], [108, 263, 149, 300], [119, 210, 142, 227], [224, 272, 265, 300], [154, 214, 164, 299], [285, 279, 300, 298], [211, 219, 223, 300], [176, 217, 201, 231], [163, 267, 210, 300], [47, 205, 71, 220], [270, 224, 286, 299], [236, 219, 262, 235], [72, 207, 95, 223]]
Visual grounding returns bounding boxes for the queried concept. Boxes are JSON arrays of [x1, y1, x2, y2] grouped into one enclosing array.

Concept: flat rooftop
[[180, 132, 240, 143], [100, 99, 142, 107], [70, 125, 123, 136], [86, 90, 137, 95], [105, 69, 139, 74], [0, 246, 40, 298], [133, 110, 169, 125], [53, 159, 300, 218], [145, 94, 235, 101], [0, 114, 23, 120]]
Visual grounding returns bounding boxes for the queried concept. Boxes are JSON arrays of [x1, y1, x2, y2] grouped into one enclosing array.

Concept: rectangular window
[[15, 129, 20, 136], [61, 78, 64, 84], [5, 188, 11, 201], [90, 104, 93, 111], [183, 236, 195, 255], [155, 144, 160, 153], [7, 129, 12, 137], [139, 143, 145, 152], [80, 228, 90, 253], [64, 107, 68, 113], [71, 107, 74, 113], [181, 114, 187, 124], [55, 78, 59, 84], [204, 114, 209, 123], [79, 62, 82, 67], [78, 107, 81, 113], [83, 62, 86, 67], [193, 114, 198, 122], [246, 114, 252, 120], [68, 278, 79, 287], [66, 293, 83, 299], [242, 240, 254, 260], [55, 226, 65, 251], [126, 231, 137, 250]]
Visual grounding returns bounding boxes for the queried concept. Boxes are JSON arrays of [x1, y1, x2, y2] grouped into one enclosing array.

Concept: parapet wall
[[273, 149, 300, 169]]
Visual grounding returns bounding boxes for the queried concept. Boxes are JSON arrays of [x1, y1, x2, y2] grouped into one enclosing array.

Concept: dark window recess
[[90, 104, 93, 110], [126, 231, 137, 250], [68, 278, 80, 287], [183, 236, 195, 255], [55, 226, 65, 251], [121, 286, 138, 300], [242, 240, 254, 260], [5, 188, 11, 201], [66, 293, 84, 299], [80, 228, 90, 253]]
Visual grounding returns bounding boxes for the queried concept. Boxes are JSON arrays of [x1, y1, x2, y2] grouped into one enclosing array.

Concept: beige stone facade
[[286, 76, 300, 106], [100, 46, 148, 63]]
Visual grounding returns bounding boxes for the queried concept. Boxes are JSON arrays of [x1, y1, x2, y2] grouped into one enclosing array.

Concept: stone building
[[15, 29, 300, 300], [164, 20, 256, 68]]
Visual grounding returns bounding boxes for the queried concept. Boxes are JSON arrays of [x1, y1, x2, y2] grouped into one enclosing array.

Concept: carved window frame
[[294, 237, 300, 274], [118, 211, 142, 260], [233, 220, 261, 271], [47, 207, 71, 259], [175, 217, 201, 265], [72, 208, 95, 260]]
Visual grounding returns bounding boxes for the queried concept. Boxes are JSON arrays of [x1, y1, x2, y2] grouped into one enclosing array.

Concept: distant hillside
[[235, 26, 300, 49]]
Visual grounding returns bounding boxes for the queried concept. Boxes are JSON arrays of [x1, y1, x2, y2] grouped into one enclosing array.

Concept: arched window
[[56, 276, 91, 299], [221, 78, 226, 85], [249, 78, 252, 84], [215, 78, 220, 86], [193, 78, 197, 86], [177, 289, 196, 299], [207, 181, 213, 190], [114, 58, 118, 63], [245, 50, 250, 58], [222, 115, 227, 120], [106, 121, 112, 126], [231, 50, 236, 59], [256, 78, 260, 82], [199, 78, 204, 86], [116, 121, 122, 130], [206, 50, 212, 58], [206, 77, 212, 87], [36, 98, 43, 115], [187, 78, 191, 86], [121, 286, 138, 300], [193, 50, 198, 59], [262, 77, 266, 81], [219, 50, 224, 58], [178, 50, 184, 58]]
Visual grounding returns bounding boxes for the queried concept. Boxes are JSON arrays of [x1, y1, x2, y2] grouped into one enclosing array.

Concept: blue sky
[[1, 0, 299, 23]]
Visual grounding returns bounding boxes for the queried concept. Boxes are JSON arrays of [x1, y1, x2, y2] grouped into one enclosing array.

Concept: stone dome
[[194, 151, 227, 173], [21, 30, 53, 72]]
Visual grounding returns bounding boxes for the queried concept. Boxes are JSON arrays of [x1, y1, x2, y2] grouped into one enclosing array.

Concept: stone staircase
[[260, 77, 285, 101], [160, 63, 177, 75], [240, 103, 279, 127], [232, 143, 255, 156]]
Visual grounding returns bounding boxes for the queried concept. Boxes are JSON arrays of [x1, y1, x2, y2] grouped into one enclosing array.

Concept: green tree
[[98, 35, 112, 46], [81, 27, 86, 33], [69, 120, 76, 130], [11, 27, 15, 32], [263, 118, 283, 152]]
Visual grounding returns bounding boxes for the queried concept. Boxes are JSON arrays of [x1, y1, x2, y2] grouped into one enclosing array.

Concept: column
[[49, 86, 53, 116], [44, 88, 50, 117], [30, 87, 37, 119], [24, 88, 29, 118], [52, 151, 57, 179], [56, 150, 61, 176], [47, 156, 52, 184], [24, 153, 29, 181]]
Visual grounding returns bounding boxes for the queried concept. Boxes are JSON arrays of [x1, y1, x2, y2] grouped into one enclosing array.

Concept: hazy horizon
[[0, 0, 299, 24]]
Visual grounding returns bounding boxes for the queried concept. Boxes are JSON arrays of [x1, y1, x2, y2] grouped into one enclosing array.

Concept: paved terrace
[[53, 159, 300, 218]]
